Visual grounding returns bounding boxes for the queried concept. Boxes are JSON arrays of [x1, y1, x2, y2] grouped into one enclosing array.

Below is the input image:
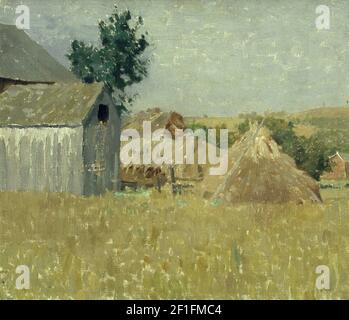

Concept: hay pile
[[122, 108, 172, 133], [121, 163, 167, 188], [121, 110, 202, 187], [210, 125, 322, 204], [120, 135, 205, 187], [165, 112, 185, 137]]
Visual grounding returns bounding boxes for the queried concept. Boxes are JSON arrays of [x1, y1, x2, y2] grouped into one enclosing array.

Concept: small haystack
[[122, 108, 172, 133], [165, 112, 185, 137], [121, 109, 175, 189], [211, 124, 322, 204], [121, 110, 204, 188]]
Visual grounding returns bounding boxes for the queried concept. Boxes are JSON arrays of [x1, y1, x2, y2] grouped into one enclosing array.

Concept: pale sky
[[1, 0, 349, 116]]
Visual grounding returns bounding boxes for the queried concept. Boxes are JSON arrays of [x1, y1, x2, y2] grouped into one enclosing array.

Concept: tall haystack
[[211, 124, 322, 204]]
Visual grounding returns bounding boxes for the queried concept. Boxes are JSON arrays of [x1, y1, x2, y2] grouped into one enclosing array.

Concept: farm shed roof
[[329, 152, 349, 162], [0, 23, 75, 83], [0, 82, 105, 126]]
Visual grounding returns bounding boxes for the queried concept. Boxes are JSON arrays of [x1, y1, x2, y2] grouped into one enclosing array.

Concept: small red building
[[321, 152, 349, 180]]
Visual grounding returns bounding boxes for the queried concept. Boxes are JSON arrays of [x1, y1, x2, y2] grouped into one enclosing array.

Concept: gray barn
[[0, 23, 75, 93], [0, 82, 121, 195]]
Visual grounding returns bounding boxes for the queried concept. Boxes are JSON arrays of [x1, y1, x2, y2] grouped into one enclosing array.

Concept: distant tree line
[[186, 122, 237, 149], [188, 114, 336, 180]]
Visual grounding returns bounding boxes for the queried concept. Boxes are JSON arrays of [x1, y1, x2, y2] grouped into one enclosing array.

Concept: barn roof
[[0, 23, 75, 83], [0, 82, 106, 126]]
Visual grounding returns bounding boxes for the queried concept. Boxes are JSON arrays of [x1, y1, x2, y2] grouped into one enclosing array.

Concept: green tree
[[294, 134, 335, 181], [263, 117, 334, 180], [237, 119, 250, 135], [67, 7, 150, 192], [238, 115, 334, 180], [67, 6, 150, 113]]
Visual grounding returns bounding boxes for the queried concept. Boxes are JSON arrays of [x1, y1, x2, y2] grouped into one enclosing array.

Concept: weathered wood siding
[[0, 126, 84, 193], [83, 91, 121, 195]]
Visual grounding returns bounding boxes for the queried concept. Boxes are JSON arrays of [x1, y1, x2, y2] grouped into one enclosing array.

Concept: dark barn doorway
[[98, 104, 109, 124]]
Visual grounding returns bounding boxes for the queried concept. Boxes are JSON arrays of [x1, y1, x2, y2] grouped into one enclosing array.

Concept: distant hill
[[292, 106, 349, 120], [131, 106, 349, 150], [290, 106, 349, 131], [184, 106, 349, 153], [290, 106, 349, 152], [185, 116, 241, 131]]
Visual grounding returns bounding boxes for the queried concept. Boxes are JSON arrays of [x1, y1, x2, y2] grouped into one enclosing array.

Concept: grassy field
[[0, 186, 349, 300], [2, 107, 349, 300]]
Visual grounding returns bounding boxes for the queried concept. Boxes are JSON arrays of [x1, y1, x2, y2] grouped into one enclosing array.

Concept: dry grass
[[0, 188, 348, 300]]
